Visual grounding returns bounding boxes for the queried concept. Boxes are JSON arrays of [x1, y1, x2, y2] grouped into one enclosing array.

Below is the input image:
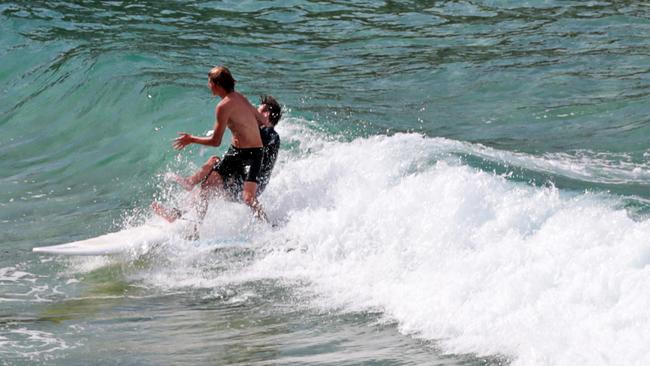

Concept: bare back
[[218, 92, 263, 148]]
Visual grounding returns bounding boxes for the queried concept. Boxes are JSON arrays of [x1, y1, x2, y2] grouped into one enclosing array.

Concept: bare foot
[[151, 201, 182, 223]]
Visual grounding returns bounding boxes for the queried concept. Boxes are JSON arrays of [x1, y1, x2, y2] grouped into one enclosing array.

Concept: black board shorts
[[212, 145, 264, 184], [222, 128, 280, 199]]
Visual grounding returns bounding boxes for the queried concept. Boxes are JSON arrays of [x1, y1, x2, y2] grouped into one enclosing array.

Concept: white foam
[[0, 267, 32, 282], [87, 123, 650, 365], [0, 327, 73, 360], [247, 131, 650, 365], [465, 144, 650, 185]]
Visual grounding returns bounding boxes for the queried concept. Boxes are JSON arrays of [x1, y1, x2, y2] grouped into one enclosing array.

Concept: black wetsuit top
[[257, 126, 280, 194]]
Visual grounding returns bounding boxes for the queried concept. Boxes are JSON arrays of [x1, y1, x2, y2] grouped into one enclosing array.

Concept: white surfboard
[[33, 220, 192, 256]]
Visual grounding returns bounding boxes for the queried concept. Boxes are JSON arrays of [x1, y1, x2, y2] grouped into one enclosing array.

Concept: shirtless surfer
[[154, 66, 268, 221], [151, 95, 282, 222]]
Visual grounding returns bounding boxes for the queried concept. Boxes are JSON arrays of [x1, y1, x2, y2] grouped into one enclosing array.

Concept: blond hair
[[208, 66, 236, 92]]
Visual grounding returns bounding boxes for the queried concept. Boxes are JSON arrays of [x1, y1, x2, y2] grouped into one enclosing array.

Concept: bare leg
[[242, 181, 268, 222], [150, 201, 183, 223], [151, 201, 200, 240], [167, 156, 220, 191], [194, 169, 225, 221], [154, 156, 223, 222], [165, 173, 194, 191], [153, 156, 224, 223]]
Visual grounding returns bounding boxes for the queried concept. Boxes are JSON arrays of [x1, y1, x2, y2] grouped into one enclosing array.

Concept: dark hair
[[260, 95, 282, 126], [208, 66, 236, 92]]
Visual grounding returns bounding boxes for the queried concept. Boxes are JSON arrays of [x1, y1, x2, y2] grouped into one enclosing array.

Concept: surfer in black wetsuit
[[151, 95, 282, 222]]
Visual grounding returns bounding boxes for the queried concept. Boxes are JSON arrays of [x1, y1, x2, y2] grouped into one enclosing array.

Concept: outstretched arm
[[173, 104, 229, 150]]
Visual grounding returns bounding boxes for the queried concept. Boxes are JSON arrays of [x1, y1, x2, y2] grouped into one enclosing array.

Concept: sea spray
[[121, 129, 650, 365], [4, 2, 650, 364]]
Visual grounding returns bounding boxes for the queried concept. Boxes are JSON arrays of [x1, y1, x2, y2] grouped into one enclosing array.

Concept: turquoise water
[[1, 2, 649, 365]]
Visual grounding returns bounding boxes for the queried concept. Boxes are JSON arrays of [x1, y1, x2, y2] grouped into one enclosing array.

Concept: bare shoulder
[[216, 97, 232, 111], [233, 91, 252, 104]]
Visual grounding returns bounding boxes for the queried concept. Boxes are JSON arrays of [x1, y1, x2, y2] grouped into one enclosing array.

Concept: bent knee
[[201, 156, 219, 169], [201, 172, 222, 189]]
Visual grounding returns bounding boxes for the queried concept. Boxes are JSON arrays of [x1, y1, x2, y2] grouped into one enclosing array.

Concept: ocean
[[1, 1, 649, 365]]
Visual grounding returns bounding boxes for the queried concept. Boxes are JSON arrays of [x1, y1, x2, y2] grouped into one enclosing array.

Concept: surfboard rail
[[33, 222, 191, 256]]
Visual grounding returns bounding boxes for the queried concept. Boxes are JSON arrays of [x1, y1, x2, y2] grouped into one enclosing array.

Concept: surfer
[[152, 96, 282, 222], [151, 66, 281, 222], [166, 95, 281, 199]]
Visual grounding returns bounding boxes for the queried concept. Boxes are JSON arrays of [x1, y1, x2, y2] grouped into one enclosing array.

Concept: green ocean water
[[1, 2, 650, 365]]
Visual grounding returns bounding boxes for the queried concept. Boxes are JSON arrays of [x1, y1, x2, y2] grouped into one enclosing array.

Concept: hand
[[173, 133, 193, 150]]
